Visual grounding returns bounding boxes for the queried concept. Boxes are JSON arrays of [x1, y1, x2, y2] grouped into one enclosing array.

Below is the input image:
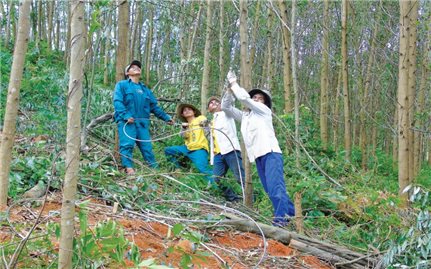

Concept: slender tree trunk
[[414, 17, 430, 174], [200, 0, 212, 114], [278, 0, 292, 113], [341, 0, 351, 162], [0, 0, 31, 210], [131, 4, 142, 60], [47, 0, 54, 51], [332, 67, 342, 151], [392, 107, 398, 166], [58, 1, 85, 266], [248, 1, 261, 69], [239, 0, 253, 208], [360, 6, 380, 170], [218, 0, 225, 94], [64, 3, 71, 67], [114, 0, 129, 161], [320, 0, 329, 151], [407, 1, 418, 181], [264, 8, 274, 89], [116, 0, 129, 82], [103, 12, 112, 85], [397, 0, 411, 203], [145, 7, 154, 86], [291, 0, 300, 168], [5, 1, 14, 48]]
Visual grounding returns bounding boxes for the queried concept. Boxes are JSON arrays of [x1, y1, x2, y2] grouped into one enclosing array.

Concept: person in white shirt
[[221, 71, 295, 226], [207, 96, 245, 202]]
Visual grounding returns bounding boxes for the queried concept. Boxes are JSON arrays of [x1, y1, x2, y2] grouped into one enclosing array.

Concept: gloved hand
[[227, 70, 237, 84], [199, 119, 210, 127]]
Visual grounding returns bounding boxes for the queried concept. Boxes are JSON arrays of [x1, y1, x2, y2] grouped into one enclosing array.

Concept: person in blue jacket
[[113, 60, 174, 175]]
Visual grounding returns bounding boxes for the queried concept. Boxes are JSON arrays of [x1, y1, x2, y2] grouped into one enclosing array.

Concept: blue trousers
[[118, 121, 157, 168], [256, 152, 295, 226], [164, 145, 214, 183], [213, 150, 245, 201]]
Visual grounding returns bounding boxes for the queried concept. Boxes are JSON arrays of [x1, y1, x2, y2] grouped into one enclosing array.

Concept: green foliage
[[168, 223, 211, 269], [383, 186, 431, 268]]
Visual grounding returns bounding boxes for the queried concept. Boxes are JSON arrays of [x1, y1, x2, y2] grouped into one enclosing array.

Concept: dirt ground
[[2, 194, 334, 269]]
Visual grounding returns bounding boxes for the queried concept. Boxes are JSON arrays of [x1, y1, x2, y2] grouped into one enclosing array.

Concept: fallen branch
[[222, 214, 381, 269]]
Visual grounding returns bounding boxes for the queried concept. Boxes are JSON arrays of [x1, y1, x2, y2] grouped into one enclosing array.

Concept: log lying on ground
[[222, 213, 382, 269]]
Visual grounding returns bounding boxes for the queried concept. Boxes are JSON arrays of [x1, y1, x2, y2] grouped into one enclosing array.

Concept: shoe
[[125, 168, 135, 175]]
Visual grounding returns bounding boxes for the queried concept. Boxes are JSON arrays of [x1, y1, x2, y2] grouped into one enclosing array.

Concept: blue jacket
[[113, 79, 171, 124]]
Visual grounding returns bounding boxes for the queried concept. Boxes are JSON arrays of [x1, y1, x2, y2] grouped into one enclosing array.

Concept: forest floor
[[1, 191, 334, 269]]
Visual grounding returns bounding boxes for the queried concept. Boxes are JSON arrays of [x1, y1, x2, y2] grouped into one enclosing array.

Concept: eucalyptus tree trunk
[[145, 6, 154, 86], [414, 20, 430, 174], [58, 1, 85, 267], [0, 0, 31, 210], [278, 0, 292, 113], [64, 3, 71, 67], [217, 0, 225, 94], [55, 17, 60, 50], [407, 1, 418, 180], [341, 0, 351, 162], [131, 4, 143, 60], [397, 0, 412, 203], [248, 1, 261, 68], [47, 0, 54, 50], [5, 0, 14, 48], [332, 67, 342, 151], [263, 8, 273, 88], [103, 12, 112, 85], [116, 0, 129, 82], [179, 0, 187, 64], [114, 0, 129, 161], [200, 0, 213, 114], [239, 0, 253, 208], [319, 0, 329, 151], [179, 2, 203, 100], [359, 6, 380, 170], [291, 0, 300, 168]]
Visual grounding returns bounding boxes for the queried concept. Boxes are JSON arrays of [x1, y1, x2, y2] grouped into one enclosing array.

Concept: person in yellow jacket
[[164, 103, 214, 184]]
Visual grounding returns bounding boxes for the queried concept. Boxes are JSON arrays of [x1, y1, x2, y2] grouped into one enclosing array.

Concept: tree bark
[[291, 0, 300, 168], [320, 0, 329, 150], [116, 0, 129, 82], [200, 0, 212, 114], [332, 67, 342, 151], [341, 0, 351, 162], [0, 0, 31, 209], [103, 11, 112, 85], [407, 1, 418, 180], [278, 0, 292, 113], [239, 0, 253, 208], [217, 0, 225, 94], [397, 0, 412, 204], [360, 4, 380, 170], [58, 0, 85, 267], [145, 6, 154, 86]]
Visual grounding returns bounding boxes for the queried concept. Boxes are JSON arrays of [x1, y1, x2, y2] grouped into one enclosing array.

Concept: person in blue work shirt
[[222, 71, 295, 227], [164, 103, 214, 185], [207, 96, 245, 202], [113, 60, 174, 175]]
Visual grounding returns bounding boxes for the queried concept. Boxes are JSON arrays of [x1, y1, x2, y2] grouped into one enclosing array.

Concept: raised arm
[[226, 71, 270, 115], [221, 91, 243, 122]]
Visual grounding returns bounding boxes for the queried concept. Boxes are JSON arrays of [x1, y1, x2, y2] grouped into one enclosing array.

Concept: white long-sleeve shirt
[[212, 110, 241, 155], [221, 83, 282, 162]]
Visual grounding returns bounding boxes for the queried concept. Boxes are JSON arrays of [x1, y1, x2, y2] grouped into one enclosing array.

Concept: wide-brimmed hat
[[124, 60, 142, 79], [176, 103, 201, 122], [207, 96, 220, 108], [249, 88, 272, 108]]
